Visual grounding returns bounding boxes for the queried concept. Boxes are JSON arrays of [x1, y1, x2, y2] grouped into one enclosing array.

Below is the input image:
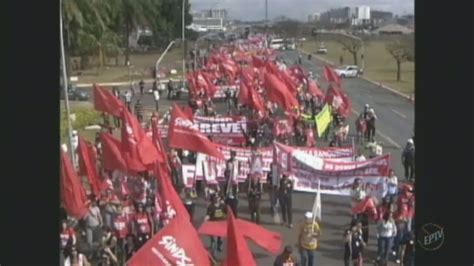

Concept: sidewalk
[[75, 77, 184, 88]]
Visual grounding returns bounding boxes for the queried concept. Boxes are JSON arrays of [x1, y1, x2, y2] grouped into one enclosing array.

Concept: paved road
[[282, 50, 415, 180], [78, 53, 414, 265]]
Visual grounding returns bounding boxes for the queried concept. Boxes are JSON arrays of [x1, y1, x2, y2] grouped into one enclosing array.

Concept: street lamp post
[[155, 41, 176, 77], [60, 0, 76, 165]]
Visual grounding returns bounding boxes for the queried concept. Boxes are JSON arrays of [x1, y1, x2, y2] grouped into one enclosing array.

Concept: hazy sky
[[190, 0, 414, 21]]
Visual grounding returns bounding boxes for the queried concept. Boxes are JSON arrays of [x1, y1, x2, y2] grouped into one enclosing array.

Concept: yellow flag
[[315, 104, 333, 137]]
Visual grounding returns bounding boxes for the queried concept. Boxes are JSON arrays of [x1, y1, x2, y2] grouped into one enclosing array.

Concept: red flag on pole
[[93, 84, 124, 117], [78, 137, 101, 197], [100, 132, 128, 173], [198, 218, 282, 254], [325, 85, 352, 117], [323, 65, 341, 85], [121, 109, 163, 169], [154, 163, 190, 222], [224, 207, 257, 266], [168, 104, 225, 159], [127, 216, 211, 266], [61, 149, 89, 220], [308, 79, 324, 98], [264, 72, 299, 112]]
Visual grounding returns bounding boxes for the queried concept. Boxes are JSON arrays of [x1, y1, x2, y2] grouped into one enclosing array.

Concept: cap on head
[[72, 130, 78, 135], [407, 139, 414, 144], [365, 104, 369, 107], [305, 212, 313, 219]]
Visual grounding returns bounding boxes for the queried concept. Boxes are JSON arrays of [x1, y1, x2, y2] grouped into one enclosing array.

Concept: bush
[[60, 107, 102, 143]]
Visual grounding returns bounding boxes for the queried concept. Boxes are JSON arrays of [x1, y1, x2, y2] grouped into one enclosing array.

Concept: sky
[[190, 0, 414, 21]]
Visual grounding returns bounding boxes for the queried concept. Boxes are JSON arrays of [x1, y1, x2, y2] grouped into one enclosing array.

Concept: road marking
[[391, 109, 407, 119], [351, 109, 402, 149]]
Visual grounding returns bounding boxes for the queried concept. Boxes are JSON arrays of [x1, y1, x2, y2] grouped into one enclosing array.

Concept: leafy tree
[[386, 35, 414, 81]]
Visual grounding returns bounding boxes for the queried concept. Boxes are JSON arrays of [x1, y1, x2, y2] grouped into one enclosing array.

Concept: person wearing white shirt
[[354, 150, 366, 162], [386, 170, 398, 202], [376, 213, 397, 263]]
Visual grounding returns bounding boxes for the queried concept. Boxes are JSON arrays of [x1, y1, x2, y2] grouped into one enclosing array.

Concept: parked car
[[334, 65, 362, 78], [60, 84, 90, 101]]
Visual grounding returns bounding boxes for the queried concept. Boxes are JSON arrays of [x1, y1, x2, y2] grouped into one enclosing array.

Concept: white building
[[351, 6, 371, 26], [190, 18, 226, 32], [308, 12, 321, 22]]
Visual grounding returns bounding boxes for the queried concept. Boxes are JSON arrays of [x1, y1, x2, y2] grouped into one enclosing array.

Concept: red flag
[[121, 109, 163, 169], [100, 132, 128, 173], [251, 55, 265, 68], [248, 82, 266, 114], [168, 104, 225, 159], [238, 79, 250, 106], [154, 163, 190, 222], [224, 207, 257, 266], [325, 85, 352, 117], [78, 137, 100, 197], [352, 196, 378, 220], [201, 72, 218, 98], [127, 216, 211, 266], [93, 84, 124, 117], [323, 65, 341, 85], [198, 219, 282, 254], [61, 149, 89, 220], [308, 79, 324, 98], [264, 72, 299, 112], [150, 116, 168, 166], [280, 69, 299, 94]]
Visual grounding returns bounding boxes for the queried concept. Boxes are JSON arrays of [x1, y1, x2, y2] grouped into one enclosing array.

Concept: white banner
[[289, 151, 391, 196]]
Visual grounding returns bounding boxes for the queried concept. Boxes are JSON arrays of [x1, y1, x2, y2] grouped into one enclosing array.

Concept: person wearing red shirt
[[113, 205, 130, 250], [60, 220, 76, 256], [132, 204, 153, 248]]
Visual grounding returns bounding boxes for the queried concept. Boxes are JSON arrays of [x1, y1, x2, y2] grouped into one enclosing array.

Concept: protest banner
[[288, 150, 391, 196], [212, 85, 239, 99], [147, 116, 247, 146]]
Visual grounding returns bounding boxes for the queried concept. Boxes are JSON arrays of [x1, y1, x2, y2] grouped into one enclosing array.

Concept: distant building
[[308, 12, 321, 22], [372, 24, 414, 35], [397, 14, 414, 27], [370, 10, 393, 27], [209, 8, 227, 19], [189, 17, 226, 32], [320, 6, 373, 28]]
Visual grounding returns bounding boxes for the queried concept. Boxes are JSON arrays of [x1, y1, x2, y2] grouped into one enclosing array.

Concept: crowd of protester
[[60, 37, 415, 266]]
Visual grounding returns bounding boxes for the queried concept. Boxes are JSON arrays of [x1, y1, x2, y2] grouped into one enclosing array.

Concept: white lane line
[[351, 108, 402, 149], [391, 109, 407, 119]]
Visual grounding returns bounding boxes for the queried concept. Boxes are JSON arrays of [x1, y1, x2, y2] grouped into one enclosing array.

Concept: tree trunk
[[352, 52, 358, 66], [125, 22, 130, 66], [396, 60, 401, 81]]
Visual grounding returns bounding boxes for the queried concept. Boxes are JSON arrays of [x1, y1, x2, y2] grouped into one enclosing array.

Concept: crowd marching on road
[[60, 32, 415, 266]]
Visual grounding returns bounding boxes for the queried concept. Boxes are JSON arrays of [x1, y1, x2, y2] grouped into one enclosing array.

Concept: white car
[[334, 65, 361, 78]]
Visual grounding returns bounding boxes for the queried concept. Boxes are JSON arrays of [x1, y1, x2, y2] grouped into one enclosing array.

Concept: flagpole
[[60, 0, 76, 166]]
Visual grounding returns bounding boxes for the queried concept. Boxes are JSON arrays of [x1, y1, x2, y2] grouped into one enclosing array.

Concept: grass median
[[71, 47, 186, 84], [301, 39, 414, 94]]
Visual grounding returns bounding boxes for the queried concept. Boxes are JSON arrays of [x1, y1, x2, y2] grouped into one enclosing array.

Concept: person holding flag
[[204, 193, 227, 256], [224, 150, 240, 217], [298, 212, 321, 266]]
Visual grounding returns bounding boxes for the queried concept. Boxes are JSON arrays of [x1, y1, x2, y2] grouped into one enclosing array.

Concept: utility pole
[[60, 0, 76, 165], [265, 0, 268, 22]]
